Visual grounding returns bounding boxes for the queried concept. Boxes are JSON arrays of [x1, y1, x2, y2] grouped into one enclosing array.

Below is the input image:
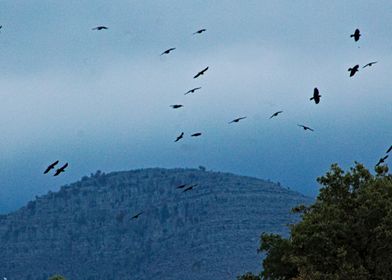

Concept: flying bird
[[350, 29, 361, 41], [92, 26, 108, 30], [191, 132, 202, 137], [193, 67, 209, 79], [386, 145, 392, 154], [229, 117, 246, 124], [297, 124, 314, 132], [160, 48, 176, 56], [170, 104, 183, 109], [131, 212, 143, 220], [363, 61, 378, 68], [183, 185, 196, 192], [175, 132, 184, 142], [185, 87, 202, 95], [193, 28, 206, 35], [310, 87, 321, 104], [43, 160, 59, 174], [53, 163, 68, 176], [269, 111, 283, 119], [376, 155, 388, 166], [348, 65, 359, 77], [176, 184, 188, 189]]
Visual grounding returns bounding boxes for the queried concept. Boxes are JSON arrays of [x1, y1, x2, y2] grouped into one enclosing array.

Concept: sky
[[0, 0, 391, 213]]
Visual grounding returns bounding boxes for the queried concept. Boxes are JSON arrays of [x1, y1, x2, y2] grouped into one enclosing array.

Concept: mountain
[[0, 168, 312, 280]]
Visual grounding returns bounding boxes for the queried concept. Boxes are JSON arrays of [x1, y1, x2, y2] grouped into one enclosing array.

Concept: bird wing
[[387, 146, 392, 154]]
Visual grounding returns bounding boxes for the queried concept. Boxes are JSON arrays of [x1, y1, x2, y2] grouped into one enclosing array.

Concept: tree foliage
[[241, 163, 392, 280], [48, 275, 66, 280]]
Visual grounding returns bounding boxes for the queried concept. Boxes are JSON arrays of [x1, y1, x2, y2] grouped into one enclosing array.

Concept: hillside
[[0, 168, 312, 280]]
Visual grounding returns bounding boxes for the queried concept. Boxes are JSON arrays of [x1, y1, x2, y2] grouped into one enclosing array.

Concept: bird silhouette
[[298, 124, 314, 132], [350, 29, 361, 41], [376, 155, 388, 166], [175, 132, 184, 142], [183, 185, 196, 192], [131, 211, 143, 220], [348, 65, 359, 77], [170, 104, 183, 109], [310, 87, 321, 104], [193, 29, 206, 35], [193, 67, 209, 79], [176, 184, 188, 189], [191, 132, 202, 137], [160, 48, 176, 56], [387, 145, 392, 154], [363, 61, 378, 68], [229, 117, 246, 123], [185, 87, 202, 95], [92, 26, 108, 30], [269, 111, 283, 119], [53, 163, 68, 176], [43, 160, 59, 174]]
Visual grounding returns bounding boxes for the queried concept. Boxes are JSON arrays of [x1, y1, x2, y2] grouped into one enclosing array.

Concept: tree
[[48, 275, 66, 280], [240, 163, 392, 280]]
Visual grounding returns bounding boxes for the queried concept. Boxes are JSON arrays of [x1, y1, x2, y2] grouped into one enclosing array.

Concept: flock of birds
[[33, 25, 388, 219]]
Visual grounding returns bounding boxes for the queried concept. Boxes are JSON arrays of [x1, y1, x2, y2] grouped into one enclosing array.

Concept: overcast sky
[[0, 1, 391, 213]]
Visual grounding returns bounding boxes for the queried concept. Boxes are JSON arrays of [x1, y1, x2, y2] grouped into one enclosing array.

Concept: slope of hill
[[0, 168, 312, 280]]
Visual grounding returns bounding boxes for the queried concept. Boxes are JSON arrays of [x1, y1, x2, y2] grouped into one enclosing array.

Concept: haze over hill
[[0, 168, 311, 280]]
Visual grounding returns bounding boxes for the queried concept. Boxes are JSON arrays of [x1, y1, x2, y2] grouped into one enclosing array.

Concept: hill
[[0, 168, 312, 280]]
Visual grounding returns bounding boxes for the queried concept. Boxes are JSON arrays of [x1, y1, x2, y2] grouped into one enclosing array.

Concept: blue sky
[[0, 1, 391, 213]]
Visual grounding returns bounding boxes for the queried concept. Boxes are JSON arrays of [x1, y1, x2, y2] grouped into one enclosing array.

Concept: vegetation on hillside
[[239, 163, 392, 280]]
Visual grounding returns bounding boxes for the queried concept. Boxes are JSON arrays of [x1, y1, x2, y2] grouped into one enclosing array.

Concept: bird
[[310, 87, 321, 104], [376, 155, 388, 166], [269, 111, 283, 119], [183, 185, 196, 192], [191, 132, 202, 137], [176, 184, 188, 189], [92, 26, 108, 30], [175, 132, 184, 142], [348, 65, 359, 77], [386, 145, 392, 154], [131, 211, 143, 220], [229, 117, 246, 124], [170, 104, 183, 109], [193, 67, 209, 79], [297, 124, 314, 132], [53, 163, 68, 176], [350, 29, 361, 41], [43, 160, 59, 174], [160, 48, 176, 56], [363, 61, 378, 68], [185, 87, 202, 95], [193, 28, 206, 35]]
